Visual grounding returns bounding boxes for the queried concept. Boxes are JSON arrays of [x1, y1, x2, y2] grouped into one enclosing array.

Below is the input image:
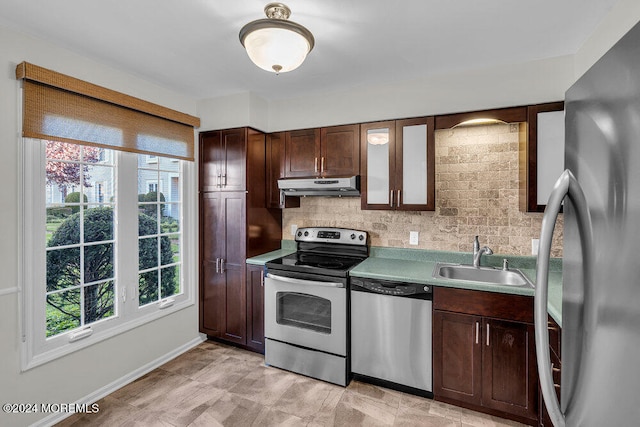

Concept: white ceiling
[[0, 0, 620, 101]]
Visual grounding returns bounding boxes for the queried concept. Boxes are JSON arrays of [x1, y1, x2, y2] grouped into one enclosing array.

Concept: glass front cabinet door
[[361, 117, 435, 211]]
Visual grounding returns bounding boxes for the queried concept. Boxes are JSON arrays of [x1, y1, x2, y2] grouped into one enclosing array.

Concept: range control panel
[[295, 227, 368, 246]]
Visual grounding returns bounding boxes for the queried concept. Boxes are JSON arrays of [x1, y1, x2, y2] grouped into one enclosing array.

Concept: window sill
[[21, 297, 195, 372]]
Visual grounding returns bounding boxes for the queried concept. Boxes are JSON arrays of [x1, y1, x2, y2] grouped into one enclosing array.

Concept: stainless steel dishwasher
[[350, 277, 433, 397]]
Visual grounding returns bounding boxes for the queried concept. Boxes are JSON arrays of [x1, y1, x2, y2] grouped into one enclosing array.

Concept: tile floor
[[57, 340, 526, 426]]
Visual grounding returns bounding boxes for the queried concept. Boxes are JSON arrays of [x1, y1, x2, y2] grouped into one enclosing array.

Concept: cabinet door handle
[[486, 323, 490, 346], [475, 321, 480, 344], [220, 258, 225, 273], [321, 157, 325, 173], [390, 190, 394, 208], [215, 258, 220, 273], [217, 173, 222, 188], [397, 189, 402, 207], [279, 190, 285, 207], [222, 174, 227, 187], [314, 157, 318, 173], [260, 269, 264, 286]]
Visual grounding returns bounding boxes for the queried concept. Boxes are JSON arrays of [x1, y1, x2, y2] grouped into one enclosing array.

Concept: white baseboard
[[32, 336, 206, 427]]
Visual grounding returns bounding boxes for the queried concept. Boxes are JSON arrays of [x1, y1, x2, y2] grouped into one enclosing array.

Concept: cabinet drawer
[[433, 287, 533, 323]]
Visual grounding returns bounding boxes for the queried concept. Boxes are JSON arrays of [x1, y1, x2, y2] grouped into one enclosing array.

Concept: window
[[137, 158, 180, 306], [17, 61, 199, 369], [22, 139, 194, 368], [44, 142, 116, 338]]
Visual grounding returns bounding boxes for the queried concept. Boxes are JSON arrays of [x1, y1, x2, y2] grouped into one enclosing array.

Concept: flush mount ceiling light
[[239, 2, 315, 74]]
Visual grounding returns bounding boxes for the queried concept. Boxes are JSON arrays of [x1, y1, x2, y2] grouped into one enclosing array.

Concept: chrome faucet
[[473, 235, 480, 259], [472, 236, 493, 268]]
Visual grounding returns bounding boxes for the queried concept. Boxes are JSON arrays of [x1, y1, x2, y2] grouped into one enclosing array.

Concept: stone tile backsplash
[[282, 123, 563, 257]]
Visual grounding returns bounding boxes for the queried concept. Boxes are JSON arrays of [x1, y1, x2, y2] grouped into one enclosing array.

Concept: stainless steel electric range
[[264, 227, 368, 386]]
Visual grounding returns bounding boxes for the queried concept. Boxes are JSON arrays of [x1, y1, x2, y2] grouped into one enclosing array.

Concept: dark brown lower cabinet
[[539, 318, 561, 426], [482, 318, 536, 419], [433, 311, 483, 405], [199, 192, 247, 346], [246, 264, 265, 353], [433, 287, 538, 425]]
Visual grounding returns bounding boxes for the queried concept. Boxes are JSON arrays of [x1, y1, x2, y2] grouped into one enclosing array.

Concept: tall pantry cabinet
[[199, 128, 281, 351]]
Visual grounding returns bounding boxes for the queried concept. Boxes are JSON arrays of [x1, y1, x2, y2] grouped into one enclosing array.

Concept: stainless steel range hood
[[278, 176, 360, 197]]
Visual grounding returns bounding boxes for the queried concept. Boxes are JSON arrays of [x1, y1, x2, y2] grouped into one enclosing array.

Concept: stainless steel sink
[[432, 262, 534, 287]]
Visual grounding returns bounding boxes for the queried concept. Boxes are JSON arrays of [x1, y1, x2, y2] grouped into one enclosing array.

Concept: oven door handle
[[266, 273, 345, 288]]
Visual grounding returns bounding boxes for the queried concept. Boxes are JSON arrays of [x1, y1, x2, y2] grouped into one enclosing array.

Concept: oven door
[[265, 271, 347, 356]]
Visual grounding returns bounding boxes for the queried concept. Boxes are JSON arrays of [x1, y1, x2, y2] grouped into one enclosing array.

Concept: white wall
[[0, 25, 201, 427], [198, 55, 575, 133], [574, 0, 640, 79], [197, 91, 269, 132], [267, 55, 575, 131]]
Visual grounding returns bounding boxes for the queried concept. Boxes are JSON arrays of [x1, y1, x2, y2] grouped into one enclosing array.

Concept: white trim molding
[[30, 336, 205, 427], [0, 287, 19, 297]]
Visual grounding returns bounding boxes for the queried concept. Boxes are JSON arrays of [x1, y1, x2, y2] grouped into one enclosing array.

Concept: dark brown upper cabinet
[[361, 117, 435, 211], [520, 102, 565, 212], [283, 124, 360, 178], [266, 132, 300, 209], [199, 128, 255, 192]]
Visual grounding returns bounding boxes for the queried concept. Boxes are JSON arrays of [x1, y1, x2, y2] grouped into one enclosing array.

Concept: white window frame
[[20, 139, 196, 371]]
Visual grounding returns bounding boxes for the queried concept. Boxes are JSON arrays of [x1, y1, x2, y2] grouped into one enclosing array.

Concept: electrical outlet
[[532, 238, 540, 255], [409, 231, 419, 245], [290, 224, 298, 236]]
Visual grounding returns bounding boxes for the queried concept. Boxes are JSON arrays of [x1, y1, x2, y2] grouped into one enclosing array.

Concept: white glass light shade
[[243, 26, 311, 73]]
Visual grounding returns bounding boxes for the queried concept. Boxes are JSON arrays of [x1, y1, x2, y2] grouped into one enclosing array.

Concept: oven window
[[276, 292, 331, 334]]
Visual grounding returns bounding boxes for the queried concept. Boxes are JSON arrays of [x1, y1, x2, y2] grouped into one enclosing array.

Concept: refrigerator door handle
[[535, 169, 593, 427]]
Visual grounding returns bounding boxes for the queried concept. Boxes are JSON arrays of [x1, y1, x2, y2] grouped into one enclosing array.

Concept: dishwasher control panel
[[351, 278, 432, 298]]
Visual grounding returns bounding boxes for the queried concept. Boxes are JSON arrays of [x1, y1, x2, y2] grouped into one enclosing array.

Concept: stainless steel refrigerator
[[535, 20, 640, 427]]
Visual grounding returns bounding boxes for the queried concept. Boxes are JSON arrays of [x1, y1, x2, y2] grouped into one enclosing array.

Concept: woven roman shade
[[16, 62, 200, 161]]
